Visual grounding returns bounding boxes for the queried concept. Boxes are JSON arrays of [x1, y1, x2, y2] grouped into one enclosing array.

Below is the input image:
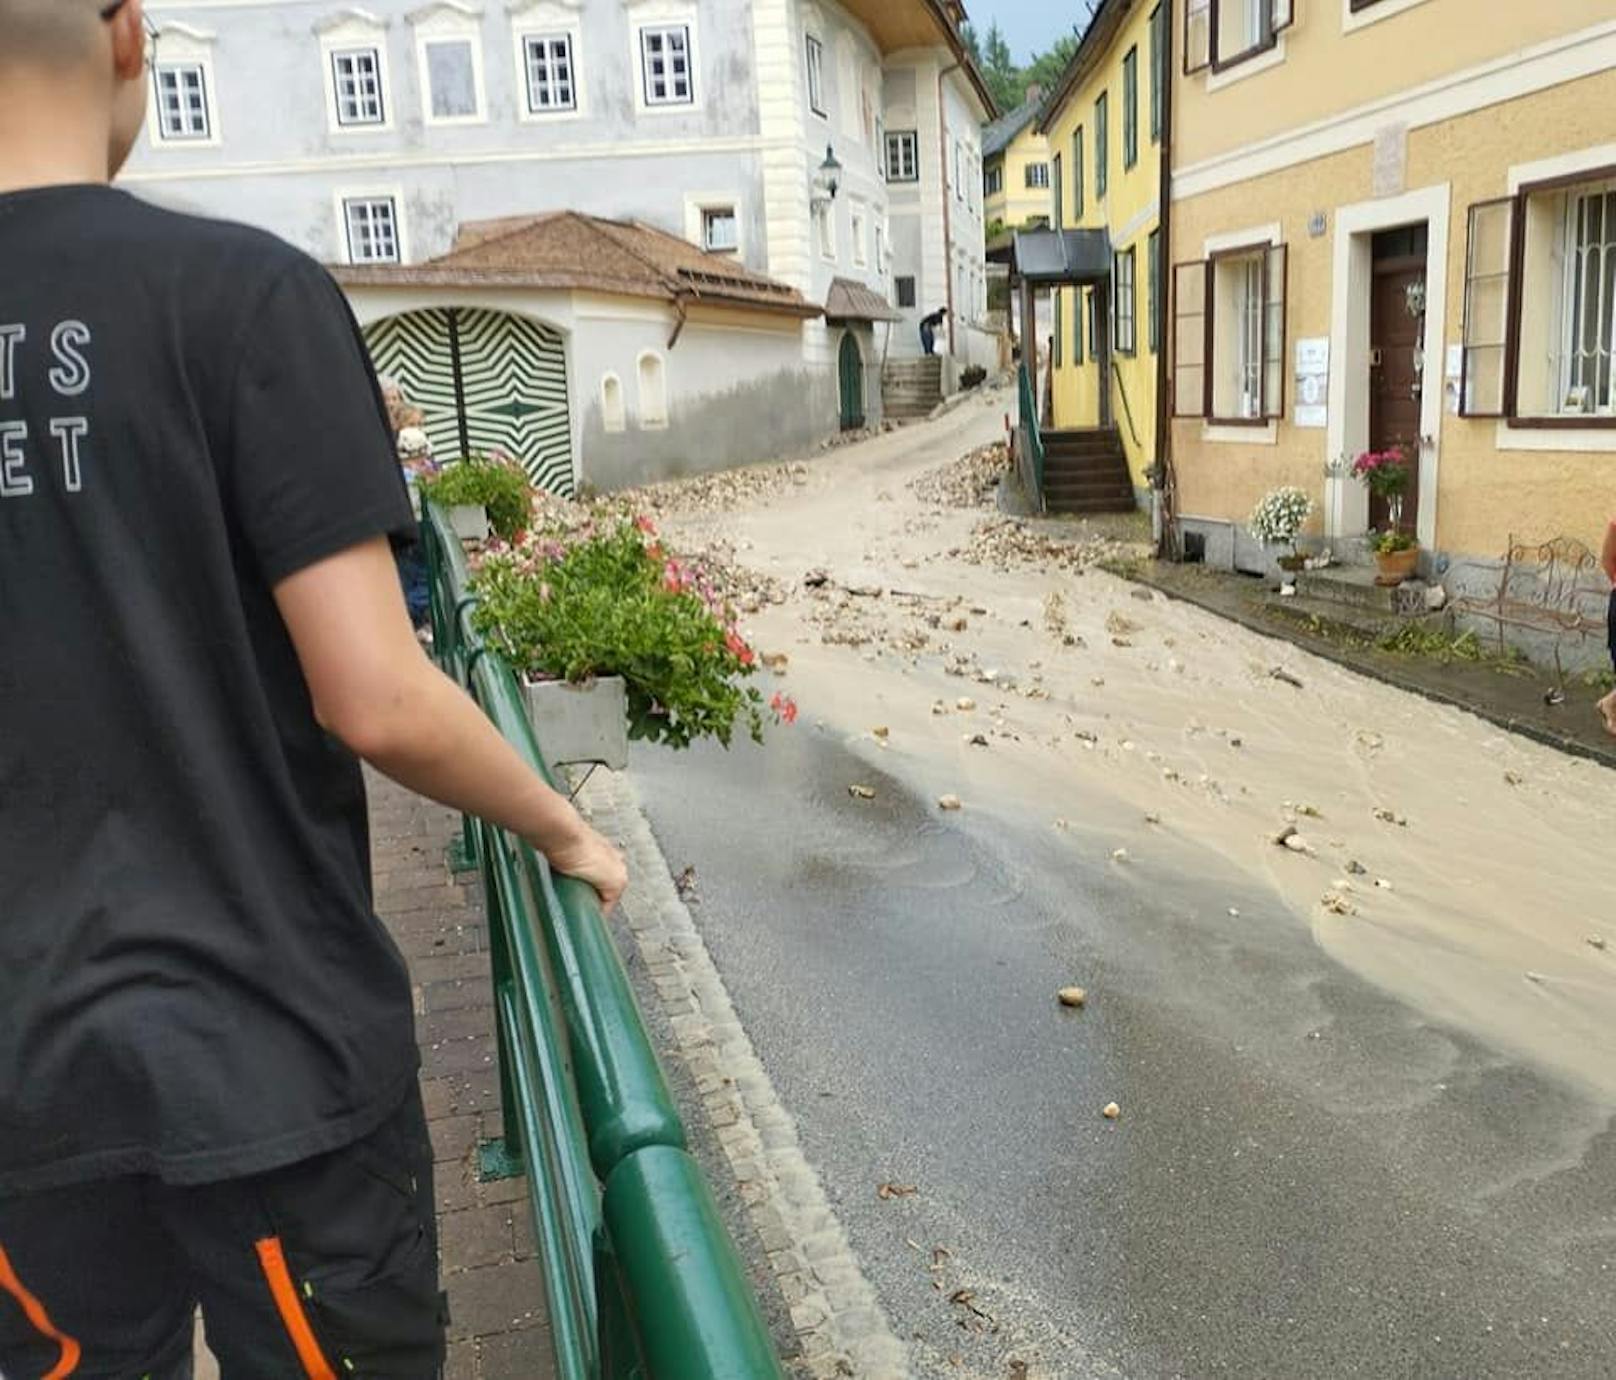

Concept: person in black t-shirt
[[0, 2, 625, 1374], [919, 306, 948, 357]]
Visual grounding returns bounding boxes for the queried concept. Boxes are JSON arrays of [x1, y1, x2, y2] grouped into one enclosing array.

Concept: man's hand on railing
[[542, 822, 629, 913], [271, 534, 629, 912]]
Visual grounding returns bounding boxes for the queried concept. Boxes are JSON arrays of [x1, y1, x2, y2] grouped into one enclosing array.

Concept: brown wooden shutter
[[1184, 0, 1211, 74], [1262, 243, 1288, 420], [1173, 259, 1210, 417], [1460, 197, 1514, 418]]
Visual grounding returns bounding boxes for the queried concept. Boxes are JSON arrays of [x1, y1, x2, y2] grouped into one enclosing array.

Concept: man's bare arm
[[273, 537, 627, 909]]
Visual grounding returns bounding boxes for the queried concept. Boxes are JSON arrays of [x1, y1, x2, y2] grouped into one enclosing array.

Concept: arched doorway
[[838, 332, 865, 431], [362, 306, 575, 496]]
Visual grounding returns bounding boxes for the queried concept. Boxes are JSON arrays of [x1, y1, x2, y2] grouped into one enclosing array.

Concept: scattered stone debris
[[876, 1182, 919, 1200], [1321, 891, 1356, 916], [952, 516, 1145, 575], [965, 733, 990, 747], [848, 785, 876, 800], [1270, 667, 1306, 689], [1057, 987, 1088, 1008], [804, 568, 830, 589], [1345, 859, 1369, 876], [760, 651, 790, 674], [1105, 610, 1142, 637], [1129, 587, 1154, 603], [948, 1288, 998, 1334], [1373, 807, 1409, 827], [931, 700, 948, 716], [675, 865, 698, 904], [956, 696, 977, 712], [1101, 1102, 1121, 1120], [938, 794, 963, 811], [614, 458, 817, 516], [871, 725, 890, 740], [1504, 770, 1524, 787], [908, 442, 1010, 508], [1111, 848, 1130, 863]]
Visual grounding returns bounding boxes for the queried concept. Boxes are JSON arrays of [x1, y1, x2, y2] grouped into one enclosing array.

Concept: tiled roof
[[333, 212, 823, 319], [825, 276, 903, 323], [983, 95, 1043, 159]]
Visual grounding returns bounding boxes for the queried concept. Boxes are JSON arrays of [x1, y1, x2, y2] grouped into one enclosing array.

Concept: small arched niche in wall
[[601, 372, 626, 433], [637, 350, 668, 429]]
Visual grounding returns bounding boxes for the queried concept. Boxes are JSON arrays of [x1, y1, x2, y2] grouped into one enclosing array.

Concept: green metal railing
[[422, 502, 784, 1380], [1016, 361, 1046, 511]]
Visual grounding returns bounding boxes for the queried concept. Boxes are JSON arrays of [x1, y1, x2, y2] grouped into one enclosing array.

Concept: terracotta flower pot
[[1373, 546, 1419, 587]]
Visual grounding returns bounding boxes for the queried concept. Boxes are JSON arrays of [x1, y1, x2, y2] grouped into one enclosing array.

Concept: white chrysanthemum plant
[[1249, 486, 1315, 568]]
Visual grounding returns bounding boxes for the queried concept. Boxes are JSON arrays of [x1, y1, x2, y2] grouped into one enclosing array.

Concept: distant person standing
[[1601, 516, 1616, 737], [919, 306, 948, 357]]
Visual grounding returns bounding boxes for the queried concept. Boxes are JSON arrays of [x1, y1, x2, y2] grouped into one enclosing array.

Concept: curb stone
[[578, 770, 911, 1380]]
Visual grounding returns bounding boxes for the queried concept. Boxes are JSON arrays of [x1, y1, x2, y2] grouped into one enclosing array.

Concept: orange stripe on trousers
[[0, 1241, 82, 1378], [254, 1237, 337, 1380]]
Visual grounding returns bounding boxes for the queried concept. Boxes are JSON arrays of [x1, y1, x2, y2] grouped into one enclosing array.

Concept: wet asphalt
[[630, 725, 1616, 1379]]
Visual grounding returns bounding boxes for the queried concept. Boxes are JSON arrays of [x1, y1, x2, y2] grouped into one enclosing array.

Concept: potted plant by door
[[470, 516, 794, 771], [419, 451, 534, 545], [1249, 485, 1315, 578], [1350, 448, 1417, 585]]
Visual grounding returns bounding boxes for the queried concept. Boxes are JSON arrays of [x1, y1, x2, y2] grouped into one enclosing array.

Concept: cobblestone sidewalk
[[366, 774, 557, 1380]]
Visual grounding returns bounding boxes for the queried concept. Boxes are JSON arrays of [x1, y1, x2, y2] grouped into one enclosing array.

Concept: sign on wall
[[1294, 337, 1329, 428]]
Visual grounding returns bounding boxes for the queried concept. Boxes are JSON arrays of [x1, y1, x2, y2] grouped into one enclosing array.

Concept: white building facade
[[122, 0, 993, 484]]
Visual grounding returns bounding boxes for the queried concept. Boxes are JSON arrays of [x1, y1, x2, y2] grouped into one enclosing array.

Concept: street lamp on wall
[[812, 144, 842, 206]]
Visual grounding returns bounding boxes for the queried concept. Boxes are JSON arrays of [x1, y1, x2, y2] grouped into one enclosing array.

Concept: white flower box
[[447, 504, 490, 543], [521, 675, 630, 772]]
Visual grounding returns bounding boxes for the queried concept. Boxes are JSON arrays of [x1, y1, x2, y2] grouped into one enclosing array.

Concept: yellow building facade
[[1042, 0, 1169, 492], [984, 111, 1054, 243], [1167, 0, 1616, 579]]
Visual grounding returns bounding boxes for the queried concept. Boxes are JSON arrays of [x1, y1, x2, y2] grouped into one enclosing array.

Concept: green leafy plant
[[1373, 529, 1418, 555], [471, 518, 794, 750], [421, 452, 533, 541]]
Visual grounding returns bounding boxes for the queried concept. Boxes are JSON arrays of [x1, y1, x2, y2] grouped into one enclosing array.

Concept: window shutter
[[1184, 0, 1211, 74], [1460, 197, 1514, 418], [1262, 243, 1288, 420], [1270, 0, 1294, 35], [1173, 260, 1210, 417]]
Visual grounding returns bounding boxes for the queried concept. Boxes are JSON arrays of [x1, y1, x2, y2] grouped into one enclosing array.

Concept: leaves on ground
[[877, 1182, 919, 1200]]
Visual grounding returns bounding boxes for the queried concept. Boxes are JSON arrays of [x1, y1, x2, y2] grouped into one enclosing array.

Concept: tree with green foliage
[[965, 17, 1089, 119]]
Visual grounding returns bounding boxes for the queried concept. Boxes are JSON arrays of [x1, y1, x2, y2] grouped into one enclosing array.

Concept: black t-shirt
[[0, 185, 421, 1194]]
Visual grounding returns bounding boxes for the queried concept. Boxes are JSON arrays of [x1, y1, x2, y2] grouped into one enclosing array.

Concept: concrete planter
[[522, 675, 629, 771], [447, 504, 490, 543]]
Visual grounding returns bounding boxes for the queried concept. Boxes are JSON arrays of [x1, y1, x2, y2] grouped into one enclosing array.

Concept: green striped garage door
[[362, 307, 575, 496]]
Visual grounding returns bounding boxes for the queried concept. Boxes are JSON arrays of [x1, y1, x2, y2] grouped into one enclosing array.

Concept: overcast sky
[[967, 0, 1087, 64]]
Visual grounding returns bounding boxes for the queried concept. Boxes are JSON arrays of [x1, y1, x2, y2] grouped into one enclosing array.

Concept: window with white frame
[[954, 141, 964, 201], [331, 47, 386, 126], [1172, 243, 1288, 421], [422, 36, 479, 120], [814, 199, 836, 260], [640, 24, 693, 106], [1462, 173, 1616, 421], [1184, 0, 1293, 74], [702, 206, 738, 253], [524, 33, 575, 112], [155, 64, 210, 140], [1025, 161, 1049, 189], [805, 34, 825, 116], [1114, 247, 1137, 356], [985, 164, 1003, 197], [885, 130, 919, 183], [344, 197, 400, 264], [851, 205, 868, 267], [875, 221, 887, 273]]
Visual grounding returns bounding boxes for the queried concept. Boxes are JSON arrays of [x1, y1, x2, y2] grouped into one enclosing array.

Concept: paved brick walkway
[[367, 774, 557, 1380]]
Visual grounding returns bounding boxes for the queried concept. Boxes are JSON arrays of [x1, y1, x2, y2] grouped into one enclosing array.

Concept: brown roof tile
[[333, 212, 822, 319]]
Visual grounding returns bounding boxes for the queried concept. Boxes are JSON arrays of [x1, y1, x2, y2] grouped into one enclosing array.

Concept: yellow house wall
[[1175, 0, 1616, 170], [987, 127, 1055, 233], [1045, 0, 1161, 489], [1170, 67, 1616, 562]]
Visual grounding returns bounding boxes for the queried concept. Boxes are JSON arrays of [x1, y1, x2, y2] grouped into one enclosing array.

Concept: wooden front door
[[1367, 225, 1427, 534], [838, 332, 864, 431]]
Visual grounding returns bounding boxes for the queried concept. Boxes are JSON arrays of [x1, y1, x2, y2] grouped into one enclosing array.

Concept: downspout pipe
[[938, 61, 960, 360], [1153, 4, 1177, 558]]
